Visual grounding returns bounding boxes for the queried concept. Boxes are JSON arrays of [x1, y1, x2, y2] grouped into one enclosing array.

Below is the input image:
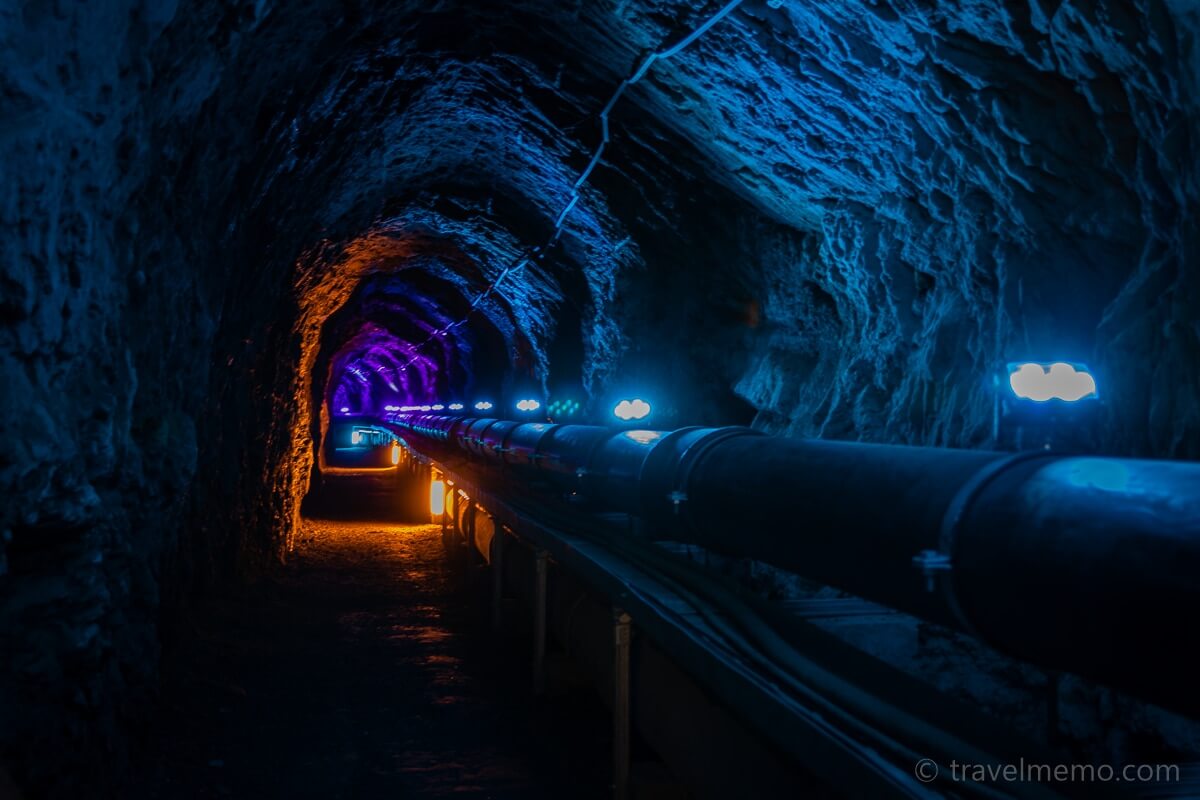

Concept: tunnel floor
[[130, 518, 611, 799]]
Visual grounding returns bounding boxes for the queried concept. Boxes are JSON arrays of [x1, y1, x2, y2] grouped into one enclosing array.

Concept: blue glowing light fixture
[[516, 398, 541, 412], [474, 401, 494, 411], [1008, 362, 1098, 402], [548, 399, 581, 417], [614, 398, 652, 421]]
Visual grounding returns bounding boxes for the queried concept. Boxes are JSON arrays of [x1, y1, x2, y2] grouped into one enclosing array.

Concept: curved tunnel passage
[[3, 0, 1200, 797], [312, 267, 521, 461]]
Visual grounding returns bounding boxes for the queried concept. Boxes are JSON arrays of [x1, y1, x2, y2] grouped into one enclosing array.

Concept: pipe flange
[[670, 426, 765, 533], [934, 449, 1062, 635]]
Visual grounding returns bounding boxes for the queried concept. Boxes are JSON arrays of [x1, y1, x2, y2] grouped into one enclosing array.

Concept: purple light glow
[[320, 271, 521, 423], [329, 320, 451, 418]]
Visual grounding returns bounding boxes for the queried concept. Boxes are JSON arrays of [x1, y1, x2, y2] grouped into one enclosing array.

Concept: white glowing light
[[339, 407, 350, 414], [1008, 362, 1098, 402], [420, 405, 432, 411], [390, 442, 402, 465], [624, 430, 662, 445], [432, 404, 445, 411], [475, 401, 494, 411], [448, 403, 464, 411], [351, 430, 362, 445], [614, 398, 652, 421], [430, 479, 446, 516], [516, 399, 541, 412]]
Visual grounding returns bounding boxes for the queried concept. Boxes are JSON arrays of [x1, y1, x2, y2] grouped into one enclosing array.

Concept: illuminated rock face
[[1, 0, 1197, 792]]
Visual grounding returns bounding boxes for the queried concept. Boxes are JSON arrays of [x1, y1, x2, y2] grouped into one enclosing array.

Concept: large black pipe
[[386, 413, 1200, 715]]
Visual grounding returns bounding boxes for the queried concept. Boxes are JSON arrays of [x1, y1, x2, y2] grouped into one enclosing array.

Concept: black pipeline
[[387, 413, 1200, 716]]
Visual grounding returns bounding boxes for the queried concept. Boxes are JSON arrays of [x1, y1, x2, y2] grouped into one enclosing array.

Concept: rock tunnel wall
[[1, 0, 1198, 793]]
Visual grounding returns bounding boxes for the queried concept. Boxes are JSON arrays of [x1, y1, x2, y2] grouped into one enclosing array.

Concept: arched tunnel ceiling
[[161, 0, 1196, 446], [1, 0, 1196, 538], [3, 0, 1200, 791]]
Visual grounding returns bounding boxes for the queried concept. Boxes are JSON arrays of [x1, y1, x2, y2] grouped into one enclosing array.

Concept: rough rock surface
[[1, 0, 1197, 794]]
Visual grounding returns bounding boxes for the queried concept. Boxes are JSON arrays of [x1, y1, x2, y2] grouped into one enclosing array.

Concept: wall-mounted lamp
[[998, 360, 1101, 453], [430, 473, 446, 518], [614, 398, 652, 421], [548, 399, 581, 418], [1008, 362, 1098, 402]]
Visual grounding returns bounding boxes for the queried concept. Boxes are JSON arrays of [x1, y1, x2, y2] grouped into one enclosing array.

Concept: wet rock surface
[[129, 519, 609, 800]]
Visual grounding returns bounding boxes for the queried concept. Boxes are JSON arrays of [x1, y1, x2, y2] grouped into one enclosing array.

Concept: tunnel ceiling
[[6, 0, 1196, 461], [207, 0, 1187, 441], [2, 2, 1199, 787]]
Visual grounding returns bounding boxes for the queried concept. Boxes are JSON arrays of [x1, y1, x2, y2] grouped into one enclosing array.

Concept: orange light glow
[[322, 465, 398, 475], [430, 478, 446, 517]]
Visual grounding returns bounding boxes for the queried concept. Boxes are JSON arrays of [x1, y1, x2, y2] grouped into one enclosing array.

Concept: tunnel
[[2, 0, 1200, 797]]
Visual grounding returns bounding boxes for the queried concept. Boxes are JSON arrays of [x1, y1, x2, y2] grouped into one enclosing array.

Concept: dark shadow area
[[127, 517, 613, 799], [301, 471, 428, 523]]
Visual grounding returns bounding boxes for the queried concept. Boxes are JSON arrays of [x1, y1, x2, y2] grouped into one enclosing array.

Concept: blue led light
[[1008, 362, 1097, 402], [548, 398, 581, 417], [614, 398, 652, 421]]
